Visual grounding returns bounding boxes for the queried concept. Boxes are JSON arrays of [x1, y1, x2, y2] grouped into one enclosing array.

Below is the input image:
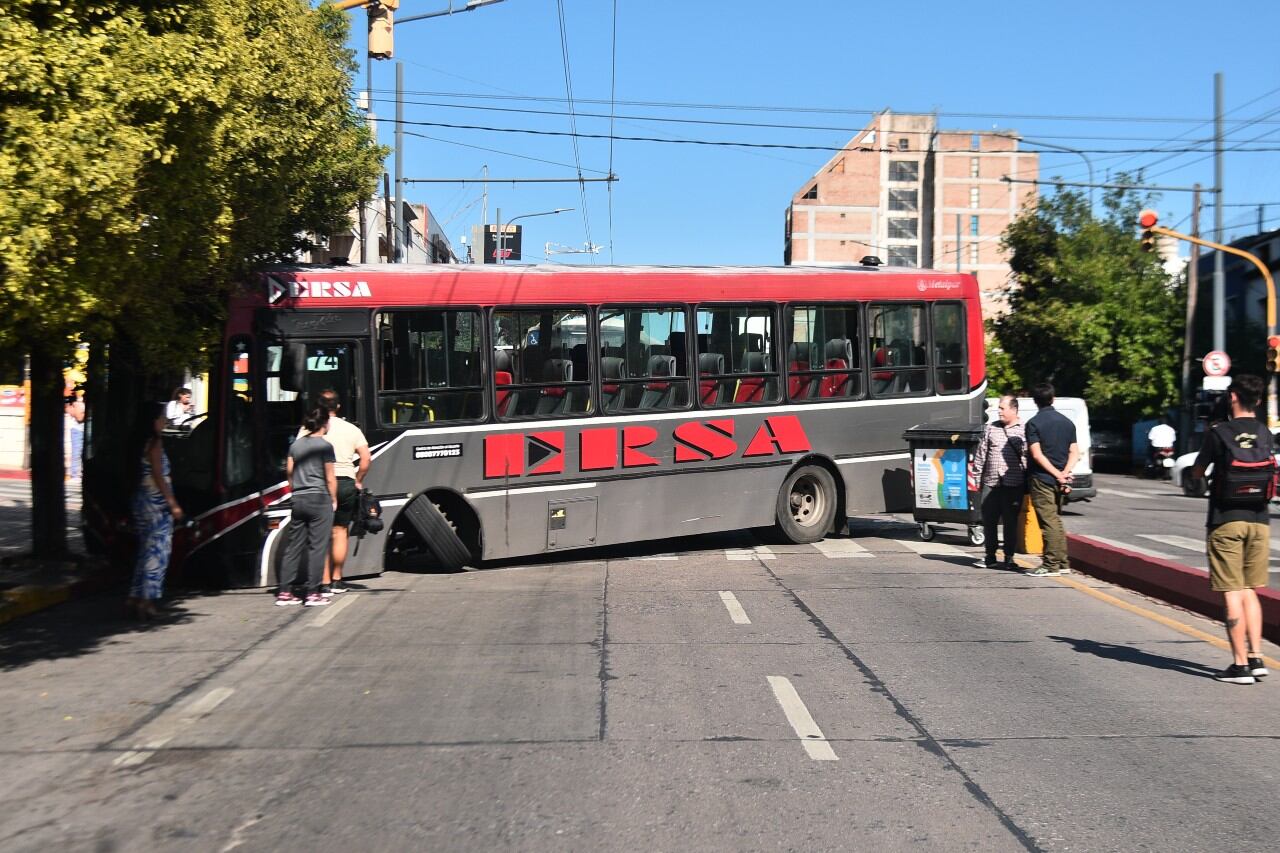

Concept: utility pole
[[1213, 72, 1225, 353], [393, 60, 404, 262], [1180, 185, 1202, 451]]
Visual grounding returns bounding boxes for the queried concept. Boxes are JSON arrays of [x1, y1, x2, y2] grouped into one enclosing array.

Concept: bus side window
[[697, 304, 780, 408], [786, 304, 863, 401], [933, 302, 967, 394], [598, 306, 690, 413], [376, 309, 484, 426], [494, 308, 591, 419], [867, 303, 928, 397]]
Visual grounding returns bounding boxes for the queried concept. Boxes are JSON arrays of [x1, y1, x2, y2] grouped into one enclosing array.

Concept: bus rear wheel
[[775, 465, 837, 544]]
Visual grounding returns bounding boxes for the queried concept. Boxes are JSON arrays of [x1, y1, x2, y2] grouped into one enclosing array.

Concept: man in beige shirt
[[298, 389, 370, 594]]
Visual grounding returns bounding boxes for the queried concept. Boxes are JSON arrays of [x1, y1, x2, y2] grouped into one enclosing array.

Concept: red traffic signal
[[1138, 209, 1159, 229], [1267, 336, 1280, 373]]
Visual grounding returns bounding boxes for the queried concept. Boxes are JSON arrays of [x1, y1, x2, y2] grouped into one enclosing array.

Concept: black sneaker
[[318, 584, 333, 598], [330, 581, 348, 594], [1248, 657, 1269, 678], [1215, 664, 1257, 685], [975, 558, 999, 569]]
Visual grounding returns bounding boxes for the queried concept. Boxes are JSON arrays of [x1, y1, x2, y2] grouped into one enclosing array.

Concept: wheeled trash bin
[[902, 423, 985, 546]]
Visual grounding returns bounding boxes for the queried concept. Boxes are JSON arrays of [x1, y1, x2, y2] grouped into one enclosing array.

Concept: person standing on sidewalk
[[126, 402, 183, 619], [298, 389, 370, 596], [1191, 374, 1272, 685], [1025, 382, 1079, 577], [970, 394, 1027, 569], [276, 409, 337, 608]]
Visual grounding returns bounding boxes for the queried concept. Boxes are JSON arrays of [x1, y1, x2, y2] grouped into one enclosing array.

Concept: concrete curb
[[1068, 534, 1280, 643], [0, 565, 120, 628]]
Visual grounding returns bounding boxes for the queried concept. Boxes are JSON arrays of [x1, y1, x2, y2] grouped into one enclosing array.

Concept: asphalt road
[[1, 517, 1277, 852], [1063, 472, 1280, 590]]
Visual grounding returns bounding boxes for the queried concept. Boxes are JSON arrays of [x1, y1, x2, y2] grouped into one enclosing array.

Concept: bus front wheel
[[775, 465, 837, 544]]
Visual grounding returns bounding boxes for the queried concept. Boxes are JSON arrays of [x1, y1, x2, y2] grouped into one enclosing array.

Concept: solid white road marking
[[1137, 533, 1207, 553], [766, 676, 838, 761], [628, 555, 679, 561], [718, 591, 751, 624], [1082, 535, 1179, 561], [1096, 487, 1158, 500], [113, 687, 235, 769], [898, 539, 967, 556], [725, 546, 776, 561], [307, 594, 357, 627], [812, 538, 872, 558]]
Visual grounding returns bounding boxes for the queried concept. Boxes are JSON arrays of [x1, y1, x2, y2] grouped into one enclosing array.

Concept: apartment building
[[784, 111, 1038, 316]]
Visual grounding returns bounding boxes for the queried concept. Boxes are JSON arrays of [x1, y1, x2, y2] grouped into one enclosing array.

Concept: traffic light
[[368, 1, 398, 60], [1138, 209, 1158, 253], [1267, 335, 1280, 373]]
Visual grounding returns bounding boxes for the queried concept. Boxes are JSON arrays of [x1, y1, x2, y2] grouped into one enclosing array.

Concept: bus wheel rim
[[790, 475, 824, 527]]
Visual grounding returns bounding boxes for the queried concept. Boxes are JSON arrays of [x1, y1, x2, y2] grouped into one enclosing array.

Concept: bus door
[[264, 340, 362, 484]]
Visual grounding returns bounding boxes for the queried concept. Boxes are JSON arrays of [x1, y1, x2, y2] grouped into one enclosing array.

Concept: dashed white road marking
[[307, 593, 357, 627], [812, 538, 872, 558], [1137, 533, 1206, 554], [897, 539, 967, 556], [113, 687, 235, 769], [718, 591, 751, 624], [1082, 535, 1178, 560], [766, 676, 838, 761], [725, 546, 776, 561]]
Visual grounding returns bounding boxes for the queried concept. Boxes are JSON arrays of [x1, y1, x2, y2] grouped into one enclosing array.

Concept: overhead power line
[[383, 116, 1280, 155], [374, 87, 1280, 126]]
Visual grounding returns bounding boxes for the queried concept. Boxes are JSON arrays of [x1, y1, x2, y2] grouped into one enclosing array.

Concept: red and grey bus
[[83, 263, 986, 586]]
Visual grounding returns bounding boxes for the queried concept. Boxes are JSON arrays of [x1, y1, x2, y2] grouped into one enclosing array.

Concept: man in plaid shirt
[[969, 394, 1027, 569]]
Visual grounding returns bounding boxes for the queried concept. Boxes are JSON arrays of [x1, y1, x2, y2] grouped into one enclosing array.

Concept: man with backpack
[[1191, 374, 1274, 685]]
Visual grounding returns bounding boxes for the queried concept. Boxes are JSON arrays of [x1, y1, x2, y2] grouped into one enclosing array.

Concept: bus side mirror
[[280, 342, 307, 392]]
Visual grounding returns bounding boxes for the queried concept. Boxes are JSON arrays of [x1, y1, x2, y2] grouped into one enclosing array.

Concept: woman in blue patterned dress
[[126, 402, 184, 619]]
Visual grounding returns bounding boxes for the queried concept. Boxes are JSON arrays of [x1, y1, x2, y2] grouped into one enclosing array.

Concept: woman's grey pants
[[279, 492, 334, 594]]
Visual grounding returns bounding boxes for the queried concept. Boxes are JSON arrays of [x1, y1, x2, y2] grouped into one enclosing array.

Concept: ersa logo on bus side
[[266, 275, 371, 303], [483, 416, 812, 478]]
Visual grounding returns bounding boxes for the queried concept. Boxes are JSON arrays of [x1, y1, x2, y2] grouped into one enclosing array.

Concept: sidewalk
[[0, 478, 118, 627]]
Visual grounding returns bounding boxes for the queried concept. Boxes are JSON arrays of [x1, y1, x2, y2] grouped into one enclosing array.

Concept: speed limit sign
[[1202, 350, 1231, 377]]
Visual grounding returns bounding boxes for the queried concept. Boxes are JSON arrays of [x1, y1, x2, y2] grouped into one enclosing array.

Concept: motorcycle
[[1144, 446, 1175, 480]]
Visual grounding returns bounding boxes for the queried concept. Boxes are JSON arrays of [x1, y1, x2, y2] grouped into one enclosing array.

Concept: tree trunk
[[29, 346, 68, 558]]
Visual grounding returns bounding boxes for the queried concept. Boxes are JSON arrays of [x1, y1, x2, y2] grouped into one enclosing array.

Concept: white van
[[986, 396, 1095, 502]]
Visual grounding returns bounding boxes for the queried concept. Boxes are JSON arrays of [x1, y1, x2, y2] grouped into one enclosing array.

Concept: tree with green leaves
[[993, 184, 1185, 420], [0, 0, 384, 557]]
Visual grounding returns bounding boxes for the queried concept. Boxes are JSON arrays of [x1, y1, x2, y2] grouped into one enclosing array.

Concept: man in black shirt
[[1025, 382, 1079, 577], [1192, 374, 1272, 685]]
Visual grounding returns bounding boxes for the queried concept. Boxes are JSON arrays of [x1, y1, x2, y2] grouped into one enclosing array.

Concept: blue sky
[[353, 0, 1280, 266]]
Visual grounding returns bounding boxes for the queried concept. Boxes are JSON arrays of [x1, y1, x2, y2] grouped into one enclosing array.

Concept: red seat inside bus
[[820, 338, 854, 398], [787, 342, 815, 400], [639, 354, 677, 409], [535, 359, 573, 414], [600, 355, 626, 411], [698, 352, 724, 406], [733, 352, 770, 403], [493, 349, 515, 416]]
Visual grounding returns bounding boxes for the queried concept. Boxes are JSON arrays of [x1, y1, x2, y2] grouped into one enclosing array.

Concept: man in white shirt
[[299, 389, 371, 594], [1148, 420, 1176, 450]]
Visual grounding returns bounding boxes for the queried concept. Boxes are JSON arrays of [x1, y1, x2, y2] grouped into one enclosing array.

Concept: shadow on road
[[1048, 635, 1220, 678], [0, 590, 199, 673]]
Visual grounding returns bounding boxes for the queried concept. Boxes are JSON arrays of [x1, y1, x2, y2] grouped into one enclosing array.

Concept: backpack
[[352, 489, 384, 536], [1211, 421, 1277, 507]]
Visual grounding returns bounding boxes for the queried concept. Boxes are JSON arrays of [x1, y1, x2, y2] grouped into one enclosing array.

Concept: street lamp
[[1022, 137, 1094, 207], [494, 208, 574, 265]]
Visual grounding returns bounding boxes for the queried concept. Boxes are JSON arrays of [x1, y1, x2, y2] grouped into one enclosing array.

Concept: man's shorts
[[333, 477, 359, 528], [1206, 521, 1270, 591]]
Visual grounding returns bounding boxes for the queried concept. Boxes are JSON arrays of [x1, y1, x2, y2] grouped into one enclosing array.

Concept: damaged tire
[[402, 495, 471, 572]]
